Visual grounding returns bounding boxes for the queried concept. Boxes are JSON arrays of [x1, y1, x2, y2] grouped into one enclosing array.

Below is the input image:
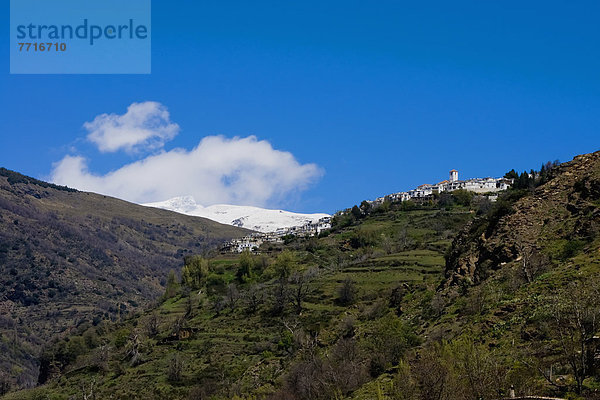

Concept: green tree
[[366, 313, 420, 375], [377, 200, 391, 213], [360, 200, 372, 214], [349, 227, 377, 249], [163, 269, 179, 299], [332, 212, 354, 230], [452, 189, 473, 207], [438, 192, 455, 208], [236, 250, 254, 282], [518, 171, 532, 190], [504, 169, 519, 180], [181, 255, 209, 290], [351, 205, 362, 219], [65, 336, 87, 361], [274, 250, 296, 279]]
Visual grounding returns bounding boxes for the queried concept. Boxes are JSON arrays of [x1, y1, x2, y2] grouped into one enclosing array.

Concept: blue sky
[[1, 1, 599, 214]]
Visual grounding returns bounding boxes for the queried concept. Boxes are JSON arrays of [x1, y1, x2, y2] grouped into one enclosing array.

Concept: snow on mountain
[[142, 196, 330, 233]]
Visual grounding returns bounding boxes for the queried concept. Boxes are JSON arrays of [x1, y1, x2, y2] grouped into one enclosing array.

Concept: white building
[[368, 169, 512, 207], [450, 169, 459, 182], [221, 216, 332, 253]]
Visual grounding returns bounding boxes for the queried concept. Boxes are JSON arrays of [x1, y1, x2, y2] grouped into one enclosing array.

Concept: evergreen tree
[[504, 169, 519, 180]]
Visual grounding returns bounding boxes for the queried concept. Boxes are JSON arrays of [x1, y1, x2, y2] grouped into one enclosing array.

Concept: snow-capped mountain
[[142, 196, 330, 233]]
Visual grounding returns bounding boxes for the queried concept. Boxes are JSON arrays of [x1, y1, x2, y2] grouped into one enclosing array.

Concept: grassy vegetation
[[0, 170, 249, 389], [4, 200, 474, 399], [3, 153, 600, 399]]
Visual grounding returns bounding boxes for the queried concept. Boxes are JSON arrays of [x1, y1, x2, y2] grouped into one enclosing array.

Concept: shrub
[[167, 353, 184, 382], [337, 278, 357, 306]]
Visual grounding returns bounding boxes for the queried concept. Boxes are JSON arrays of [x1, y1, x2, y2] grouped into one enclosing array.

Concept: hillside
[[445, 151, 600, 285], [4, 150, 600, 400], [143, 196, 330, 233], [2, 193, 475, 399], [0, 168, 250, 390]]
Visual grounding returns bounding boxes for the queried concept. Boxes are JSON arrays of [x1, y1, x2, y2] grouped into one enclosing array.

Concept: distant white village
[[221, 216, 332, 253], [222, 169, 512, 253], [371, 169, 512, 205]]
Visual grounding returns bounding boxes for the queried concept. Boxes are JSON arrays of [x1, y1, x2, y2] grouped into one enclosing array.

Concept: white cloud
[[84, 101, 179, 153], [50, 135, 323, 207]]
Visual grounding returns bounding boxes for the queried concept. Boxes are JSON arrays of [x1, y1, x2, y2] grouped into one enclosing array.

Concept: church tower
[[450, 169, 458, 182]]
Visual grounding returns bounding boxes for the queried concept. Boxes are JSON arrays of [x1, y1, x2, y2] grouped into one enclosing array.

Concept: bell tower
[[450, 169, 458, 182]]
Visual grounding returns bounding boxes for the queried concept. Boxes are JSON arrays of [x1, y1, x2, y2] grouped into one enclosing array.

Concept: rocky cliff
[[445, 150, 600, 285]]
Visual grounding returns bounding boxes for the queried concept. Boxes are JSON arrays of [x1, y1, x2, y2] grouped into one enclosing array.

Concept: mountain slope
[[0, 168, 250, 389], [445, 150, 600, 285], [143, 196, 330, 232], [6, 151, 600, 400], [3, 194, 476, 399]]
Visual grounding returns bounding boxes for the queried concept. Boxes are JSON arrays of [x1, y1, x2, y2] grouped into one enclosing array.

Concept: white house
[[221, 216, 332, 253], [368, 169, 512, 208]]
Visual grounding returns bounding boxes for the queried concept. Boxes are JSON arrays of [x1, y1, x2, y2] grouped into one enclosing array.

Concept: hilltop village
[[371, 169, 512, 205], [222, 169, 512, 253]]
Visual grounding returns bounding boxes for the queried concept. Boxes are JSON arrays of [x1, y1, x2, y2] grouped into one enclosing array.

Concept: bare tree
[[389, 284, 409, 316], [338, 278, 357, 306], [244, 283, 264, 314], [167, 353, 184, 382], [290, 268, 318, 314], [549, 280, 600, 393], [211, 296, 225, 316], [79, 377, 97, 400], [91, 344, 110, 372], [270, 278, 289, 316], [450, 338, 507, 400], [390, 361, 418, 400], [381, 234, 395, 254], [324, 338, 368, 395], [0, 372, 11, 396], [280, 336, 366, 400], [225, 283, 240, 312], [398, 227, 414, 251], [430, 291, 447, 318], [516, 242, 548, 284], [465, 285, 487, 316], [171, 315, 186, 338], [412, 344, 452, 400], [185, 294, 195, 318], [126, 333, 142, 367], [145, 312, 159, 337]]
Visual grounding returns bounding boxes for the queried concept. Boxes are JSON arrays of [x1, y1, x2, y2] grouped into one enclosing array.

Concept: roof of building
[[450, 169, 458, 172]]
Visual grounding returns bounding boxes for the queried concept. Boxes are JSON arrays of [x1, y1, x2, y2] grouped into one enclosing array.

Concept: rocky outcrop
[[444, 150, 600, 286]]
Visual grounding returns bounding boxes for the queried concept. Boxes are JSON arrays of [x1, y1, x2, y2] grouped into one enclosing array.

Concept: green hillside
[[4, 151, 600, 400], [2, 195, 475, 399], [0, 169, 250, 391]]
